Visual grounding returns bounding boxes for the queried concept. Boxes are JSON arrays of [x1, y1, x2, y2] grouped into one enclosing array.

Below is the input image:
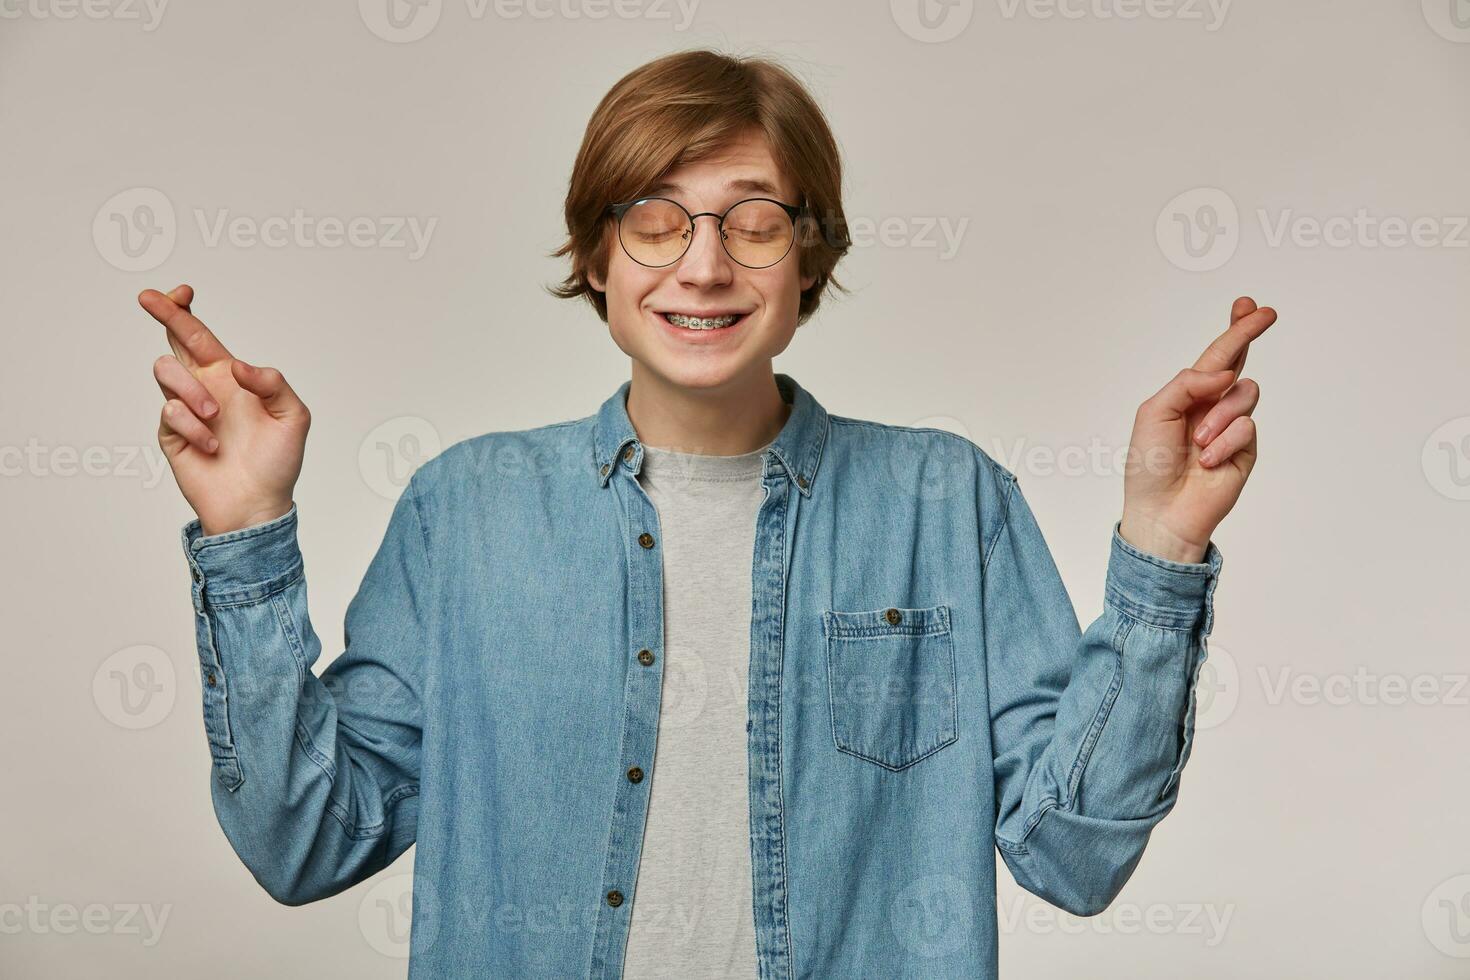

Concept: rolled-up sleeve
[[983, 471, 1223, 916], [180, 479, 432, 906]]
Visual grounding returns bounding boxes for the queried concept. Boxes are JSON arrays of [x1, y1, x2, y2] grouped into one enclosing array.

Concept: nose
[[674, 213, 735, 290]]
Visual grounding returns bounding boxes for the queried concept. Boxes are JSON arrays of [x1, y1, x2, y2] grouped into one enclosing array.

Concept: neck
[[625, 363, 790, 455]]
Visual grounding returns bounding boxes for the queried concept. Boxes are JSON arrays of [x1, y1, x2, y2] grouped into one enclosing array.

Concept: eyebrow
[[643, 177, 783, 198]]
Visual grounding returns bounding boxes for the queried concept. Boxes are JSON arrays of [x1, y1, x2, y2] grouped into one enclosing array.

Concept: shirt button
[[599, 463, 610, 477], [796, 474, 808, 489], [623, 445, 635, 463], [606, 889, 624, 907], [191, 567, 202, 582], [627, 766, 643, 783], [638, 532, 655, 549], [207, 672, 217, 687], [637, 649, 655, 666], [885, 608, 902, 625]]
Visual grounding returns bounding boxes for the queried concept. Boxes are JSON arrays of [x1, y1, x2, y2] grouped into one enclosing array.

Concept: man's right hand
[[140, 284, 310, 537]]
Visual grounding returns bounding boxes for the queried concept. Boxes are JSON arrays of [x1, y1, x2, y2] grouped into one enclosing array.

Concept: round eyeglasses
[[607, 196, 806, 270]]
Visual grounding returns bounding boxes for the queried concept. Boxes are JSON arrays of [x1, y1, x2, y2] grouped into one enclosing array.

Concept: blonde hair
[[548, 49, 851, 324]]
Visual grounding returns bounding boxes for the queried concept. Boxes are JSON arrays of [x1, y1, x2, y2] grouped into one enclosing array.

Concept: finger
[[1230, 295, 1257, 325], [1141, 367, 1237, 422], [153, 354, 220, 420], [1193, 377, 1260, 446], [138, 286, 231, 369], [170, 283, 194, 311], [231, 358, 309, 423], [159, 399, 219, 454], [1228, 297, 1258, 375], [1192, 305, 1276, 376], [1199, 414, 1256, 470]]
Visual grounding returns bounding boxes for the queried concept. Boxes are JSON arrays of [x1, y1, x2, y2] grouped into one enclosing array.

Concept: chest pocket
[[822, 604, 958, 771]]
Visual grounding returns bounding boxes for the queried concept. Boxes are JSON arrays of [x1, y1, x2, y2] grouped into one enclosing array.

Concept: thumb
[[231, 358, 308, 421]]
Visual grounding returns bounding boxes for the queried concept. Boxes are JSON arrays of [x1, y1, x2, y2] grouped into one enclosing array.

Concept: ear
[[800, 271, 816, 293], [588, 266, 605, 292]]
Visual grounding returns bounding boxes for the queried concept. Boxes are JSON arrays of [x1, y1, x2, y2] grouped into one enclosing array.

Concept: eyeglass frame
[[605, 195, 809, 270]]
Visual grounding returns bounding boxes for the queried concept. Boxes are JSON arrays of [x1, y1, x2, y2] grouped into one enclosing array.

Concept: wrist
[[201, 500, 294, 538], [1117, 514, 1207, 564]]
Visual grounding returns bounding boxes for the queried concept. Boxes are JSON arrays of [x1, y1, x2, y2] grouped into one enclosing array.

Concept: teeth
[[666, 312, 740, 330]]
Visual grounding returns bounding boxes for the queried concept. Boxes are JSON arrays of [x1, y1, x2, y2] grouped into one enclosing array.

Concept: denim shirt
[[180, 371, 1223, 980]]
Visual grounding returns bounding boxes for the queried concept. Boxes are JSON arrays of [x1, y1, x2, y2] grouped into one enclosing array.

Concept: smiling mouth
[[660, 311, 748, 330]]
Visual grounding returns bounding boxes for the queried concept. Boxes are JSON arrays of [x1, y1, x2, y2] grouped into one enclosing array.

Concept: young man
[[141, 49, 1270, 979]]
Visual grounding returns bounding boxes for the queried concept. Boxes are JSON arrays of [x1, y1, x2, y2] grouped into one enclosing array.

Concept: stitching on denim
[[1063, 618, 1131, 803], [826, 626, 960, 771], [407, 472, 433, 575], [204, 561, 305, 608], [269, 593, 309, 684], [1160, 631, 1208, 799], [982, 473, 1020, 576]]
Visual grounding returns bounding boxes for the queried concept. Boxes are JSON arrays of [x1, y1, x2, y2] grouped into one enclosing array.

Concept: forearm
[[183, 505, 419, 905], [987, 486, 1223, 913]]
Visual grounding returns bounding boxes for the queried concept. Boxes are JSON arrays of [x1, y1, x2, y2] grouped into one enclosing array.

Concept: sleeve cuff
[[181, 503, 303, 603], [1103, 519, 1223, 633]]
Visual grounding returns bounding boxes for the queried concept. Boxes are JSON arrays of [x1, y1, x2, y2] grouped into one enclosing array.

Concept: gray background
[[2, 0, 1468, 976]]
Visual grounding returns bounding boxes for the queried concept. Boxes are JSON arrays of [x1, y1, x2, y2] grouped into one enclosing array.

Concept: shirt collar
[[593, 372, 829, 498]]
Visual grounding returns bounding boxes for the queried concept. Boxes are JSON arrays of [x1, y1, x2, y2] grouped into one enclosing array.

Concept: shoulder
[[407, 413, 598, 500], [825, 412, 1017, 489]]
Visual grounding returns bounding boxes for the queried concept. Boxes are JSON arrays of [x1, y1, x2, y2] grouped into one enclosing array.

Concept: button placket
[[590, 463, 666, 977]]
